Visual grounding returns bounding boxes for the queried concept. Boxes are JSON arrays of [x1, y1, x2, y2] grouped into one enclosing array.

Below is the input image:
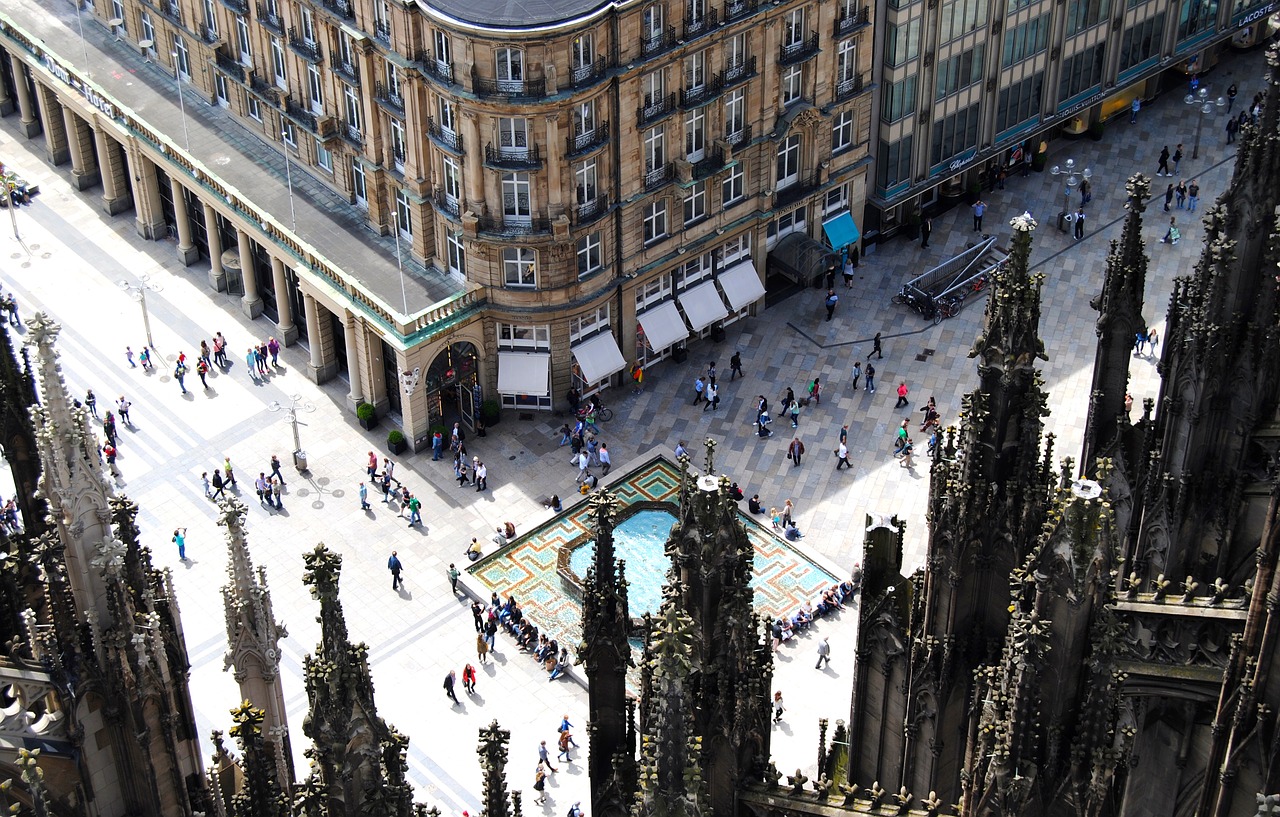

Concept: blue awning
[[822, 211, 860, 249]]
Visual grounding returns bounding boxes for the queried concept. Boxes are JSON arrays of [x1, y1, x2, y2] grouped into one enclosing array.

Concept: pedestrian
[[703, 382, 720, 411], [214, 332, 227, 367], [729, 351, 744, 380], [895, 419, 910, 455], [103, 412, 117, 446], [103, 442, 118, 475], [1157, 145, 1171, 176], [1173, 143, 1184, 174], [85, 390, 98, 418], [462, 663, 477, 694], [201, 471, 212, 499], [1074, 208, 1086, 240], [900, 437, 915, 468], [269, 454, 286, 485], [245, 348, 258, 382], [557, 730, 573, 763], [808, 376, 821, 405], [868, 332, 883, 360], [139, 346, 154, 370], [444, 670, 459, 705], [196, 358, 209, 388], [568, 803, 583, 817], [1188, 179, 1200, 213], [125, 346, 136, 368], [824, 289, 838, 321], [835, 441, 851, 470], [1147, 326, 1159, 356], [839, 424, 848, 445], [693, 375, 705, 405], [1079, 178, 1091, 206], [476, 630, 490, 663], [407, 493, 422, 526], [267, 336, 281, 366], [223, 456, 237, 487], [920, 215, 932, 248], [896, 381, 909, 408], [539, 741, 558, 773], [212, 469, 226, 499], [367, 450, 378, 480], [1130, 96, 1141, 124], [773, 691, 785, 723], [172, 527, 188, 561], [815, 637, 831, 669], [533, 763, 548, 804], [825, 263, 836, 290], [789, 400, 800, 428], [1125, 392, 1134, 415], [599, 444, 612, 475], [432, 430, 445, 460], [1161, 217, 1180, 244], [865, 363, 877, 393], [1164, 184, 1175, 212], [448, 563, 461, 594], [1134, 328, 1148, 355], [1227, 116, 1239, 144], [256, 473, 270, 507], [972, 199, 986, 232], [256, 343, 270, 375], [1176, 180, 1187, 209], [117, 396, 131, 425], [851, 360, 861, 390], [388, 551, 403, 590], [574, 451, 590, 484], [174, 360, 188, 394], [1228, 82, 1237, 110], [787, 437, 805, 467], [199, 340, 212, 367], [359, 481, 370, 510], [271, 477, 283, 510], [842, 253, 855, 288]]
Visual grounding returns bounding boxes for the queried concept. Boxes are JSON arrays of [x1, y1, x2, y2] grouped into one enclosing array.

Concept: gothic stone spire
[[478, 719, 512, 817]]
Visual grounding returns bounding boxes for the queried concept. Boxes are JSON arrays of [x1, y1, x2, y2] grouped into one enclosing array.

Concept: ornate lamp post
[[1050, 159, 1092, 233], [267, 394, 315, 471], [1185, 87, 1226, 160], [117, 273, 162, 349]]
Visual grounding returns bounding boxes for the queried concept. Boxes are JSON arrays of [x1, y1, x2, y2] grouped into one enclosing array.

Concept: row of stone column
[[2, 49, 368, 407]]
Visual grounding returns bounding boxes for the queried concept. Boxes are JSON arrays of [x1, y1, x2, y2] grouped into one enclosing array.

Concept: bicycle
[[577, 404, 615, 423], [891, 286, 941, 324]]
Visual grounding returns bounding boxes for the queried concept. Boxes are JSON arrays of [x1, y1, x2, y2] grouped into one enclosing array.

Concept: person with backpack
[[174, 360, 189, 394], [808, 377, 822, 405], [196, 357, 209, 389]]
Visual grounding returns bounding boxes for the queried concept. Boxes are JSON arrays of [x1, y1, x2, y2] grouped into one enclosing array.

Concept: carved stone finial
[[787, 769, 809, 796]]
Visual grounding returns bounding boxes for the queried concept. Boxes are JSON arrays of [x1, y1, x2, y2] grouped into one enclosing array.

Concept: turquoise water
[[569, 509, 677, 616]]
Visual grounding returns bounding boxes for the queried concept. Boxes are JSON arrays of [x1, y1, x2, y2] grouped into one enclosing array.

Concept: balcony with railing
[[575, 195, 609, 226], [375, 82, 405, 113], [692, 147, 725, 180], [249, 71, 281, 103], [566, 121, 609, 157], [416, 52, 454, 85], [427, 117, 464, 153], [641, 26, 677, 58], [570, 56, 607, 89], [198, 23, 219, 44], [637, 93, 676, 126], [722, 0, 759, 22], [773, 172, 821, 209], [722, 55, 757, 87], [284, 97, 318, 132], [434, 189, 461, 218], [477, 214, 552, 236], [159, 0, 182, 25], [683, 8, 719, 39], [834, 72, 867, 101], [220, 0, 248, 13], [321, 0, 354, 19], [645, 162, 674, 191], [778, 33, 820, 65], [289, 27, 322, 63], [256, 2, 283, 33], [330, 54, 360, 85], [342, 119, 363, 147], [484, 143, 543, 169], [835, 4, 870, 37], [470, 68, 547, 100], [681, 74, 725, 108], [214, 48, 246, 82], [373, 18, 391, 44], [725, 122, 752, 149]]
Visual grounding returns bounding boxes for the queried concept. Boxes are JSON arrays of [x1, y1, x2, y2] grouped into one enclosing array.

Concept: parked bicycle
[[891, 285, 941, 324]]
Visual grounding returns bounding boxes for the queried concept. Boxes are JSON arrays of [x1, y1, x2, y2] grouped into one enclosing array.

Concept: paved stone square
[[0, 40, 1265, 813]]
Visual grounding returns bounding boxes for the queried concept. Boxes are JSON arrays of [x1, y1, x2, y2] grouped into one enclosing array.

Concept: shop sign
[[40, 52, 118, 120], [1235, 2, 1275, 25], [1060, 90, 1107, 119]]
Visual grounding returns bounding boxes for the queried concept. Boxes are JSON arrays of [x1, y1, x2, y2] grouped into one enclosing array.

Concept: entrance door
[[457, 382, 476, 431]]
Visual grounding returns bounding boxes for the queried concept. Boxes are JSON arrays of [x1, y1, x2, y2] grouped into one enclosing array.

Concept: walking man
[[787, 437, 805, 467], [85, 390, 98, 418], [972, 199, 986, 232], [117, 396, 131, 425], [851, 361, 861, 390], [599, 444, 612, 475], [866, 363, 877, 393], [388, 551, 404, 590], [835, 441, 851, 470], [815, 637, 831, 669], [174, 361, 188, 394], [1188, 179, 1200, 213], [868, 332, 883, 360], [920, 216, 932, 248], [1173, 143, 1184, 174], [359, 481, 370, 510], [448, 563, 461, 594], [1130, 96, 1141, 124], [196, 358, 209, 389], [172, 527, 189, 561], [693, 376, 705, 405], [270, 454, 286, 486], [444, 670, 459, 704], [539, 741, 558, 773], [729, 351, 744, 380], [824, 289, 838, 321], [223, 456, 237, 487], [212, 469, 226, 499], [1074, 208, 1086, 240], [407, 494, 422, 526], [896, 381, 910, 408], [1157, 145, 1171, 176]]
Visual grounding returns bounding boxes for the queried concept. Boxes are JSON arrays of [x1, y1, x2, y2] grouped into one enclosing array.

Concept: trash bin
[[293, 450, 308, 472]]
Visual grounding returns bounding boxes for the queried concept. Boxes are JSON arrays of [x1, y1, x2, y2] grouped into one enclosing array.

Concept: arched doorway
[[425, 342, 481, 432]]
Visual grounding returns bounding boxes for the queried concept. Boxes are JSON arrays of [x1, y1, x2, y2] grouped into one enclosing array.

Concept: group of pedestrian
[[245, 336, 283, 383], [202, 456, 240, 501]]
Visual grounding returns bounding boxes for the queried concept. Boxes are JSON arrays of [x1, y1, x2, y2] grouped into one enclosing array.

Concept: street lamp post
[[1049, 159, 1093, 233], [170, 52, 190, 151], [390, 210, 409, 315], [4, 181, 18, 240], [281, 130, 297, 232], [75, 0, 89, 72], [117, 273, 163, 350], [1185, 86, 1226, 160], [267, 394, 315, 471]]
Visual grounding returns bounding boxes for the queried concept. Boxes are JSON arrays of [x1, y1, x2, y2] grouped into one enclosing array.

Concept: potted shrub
[[356, 402, 378, 430], [387, 429, 407, 455], [481, 399, 502, 427], [1088, 119, 1106, 142], [1031, 142, 1049, 173]]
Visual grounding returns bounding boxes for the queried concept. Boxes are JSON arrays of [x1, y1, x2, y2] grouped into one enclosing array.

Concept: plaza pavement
[[0, 40, 1266, 814]]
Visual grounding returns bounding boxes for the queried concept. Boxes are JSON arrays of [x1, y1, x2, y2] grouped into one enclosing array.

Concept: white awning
[[496, 352, 551, 396], [717, 260, 767, 311], [677, 280, 730, 332], [637, 301, 689, 352], [571, 331, 627, 384]]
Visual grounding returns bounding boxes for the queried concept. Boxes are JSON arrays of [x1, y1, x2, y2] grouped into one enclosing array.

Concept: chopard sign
[[41, 52, 118, 120]]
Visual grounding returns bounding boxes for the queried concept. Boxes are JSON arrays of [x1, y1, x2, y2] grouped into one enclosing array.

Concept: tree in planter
[[481, 399, 501, 427], [357, 402, 378, 430], [387, 429, 407, 454]]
